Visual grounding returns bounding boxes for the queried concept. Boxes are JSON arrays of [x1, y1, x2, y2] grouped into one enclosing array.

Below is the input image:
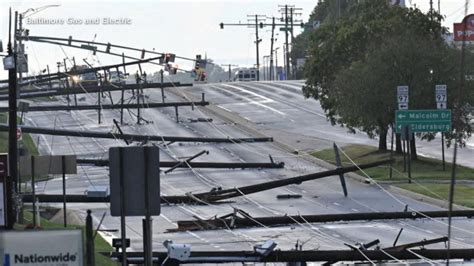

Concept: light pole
[[274, 47, 280, 80], [263, 55, 270, 81], [18, 5, 61, 83]]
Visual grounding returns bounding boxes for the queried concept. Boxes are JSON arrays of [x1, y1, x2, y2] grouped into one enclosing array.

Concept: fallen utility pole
[[21, 194, 223, 205], [193, 159, 392, 202], [23, 159, 391, 205], [77, 158, 285, 169], [0, 101, 209, 112], [0, 54, 166, 87], [386, 236, 449, 252], [19, 35, 200, 65], [18, 35, 194, 73], [103, 249, 474, 264], [0, 82, 190, 101], [0, 124, 272, 144], [173, 209, 474, 232]]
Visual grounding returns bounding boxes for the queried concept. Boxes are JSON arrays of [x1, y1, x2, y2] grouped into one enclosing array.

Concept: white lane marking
[[217, 105, 233, 113], [160, 214, 178, 227], [188, 231, 206, 242], [351, 208, 359, 212], [214, 84, 286, 116], [333, 202, 341, 206]]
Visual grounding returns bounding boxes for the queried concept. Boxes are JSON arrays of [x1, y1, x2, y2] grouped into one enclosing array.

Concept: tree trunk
[[410, 134, 417, 160], [378, 125, 388, 151], [395, 134, 403, 154]]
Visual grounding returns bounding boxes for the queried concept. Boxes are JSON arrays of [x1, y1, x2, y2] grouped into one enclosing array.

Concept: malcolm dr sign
[[0, 230, 83, 266], [395, 109, 452, 133]]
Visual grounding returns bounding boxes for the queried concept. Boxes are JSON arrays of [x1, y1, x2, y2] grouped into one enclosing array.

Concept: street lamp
[[273, 47, 280, 80], [263, 55, 270, 81]]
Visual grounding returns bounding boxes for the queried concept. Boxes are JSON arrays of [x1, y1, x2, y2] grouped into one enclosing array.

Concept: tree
[[302, 0, 473, 153]]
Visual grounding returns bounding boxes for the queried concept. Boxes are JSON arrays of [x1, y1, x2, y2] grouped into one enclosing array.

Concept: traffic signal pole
[[219, 14, 304, 82]]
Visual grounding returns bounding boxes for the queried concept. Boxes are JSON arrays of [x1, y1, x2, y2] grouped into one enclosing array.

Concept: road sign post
[[110, 146, 160, 266], [435, 85, 447, 109], [397, 86, 409, 110], [435, 84, 447, 171]]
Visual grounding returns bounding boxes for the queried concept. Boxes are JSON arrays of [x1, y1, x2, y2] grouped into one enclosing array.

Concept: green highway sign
[[395, 109, 452, 133]]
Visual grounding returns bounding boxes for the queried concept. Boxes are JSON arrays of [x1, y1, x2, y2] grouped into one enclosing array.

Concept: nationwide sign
[[453, 14, 474, 41], [0, 230, 83, 266], [395, 109, 452, 133]]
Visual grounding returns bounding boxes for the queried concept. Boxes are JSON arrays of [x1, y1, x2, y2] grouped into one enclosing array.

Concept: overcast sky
[[1, 0, 473, 80]]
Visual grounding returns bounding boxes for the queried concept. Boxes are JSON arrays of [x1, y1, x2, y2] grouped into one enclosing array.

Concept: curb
[[389, 185, 472, 210]]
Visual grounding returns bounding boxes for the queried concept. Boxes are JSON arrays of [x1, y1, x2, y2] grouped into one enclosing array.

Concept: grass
[[312, 144, 474, 208], [397, 184, 474, 208], [0, 113, 38, 155], [16, 209, 117, 266], [312, 144, 474, 181]]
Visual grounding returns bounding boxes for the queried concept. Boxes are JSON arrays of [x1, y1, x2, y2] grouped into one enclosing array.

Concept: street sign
[[109, 146, 160, 216], [395, 109, 452, 133], [397, 86, 409, 103], [279, 27, 290, 31], [397, 86, 409, 110], [398, 103, 408, 110], [437, 102, 447, 109], [19, 155, 77, 177], [435, 84, 447, 110], [312, 20, 321, 29]]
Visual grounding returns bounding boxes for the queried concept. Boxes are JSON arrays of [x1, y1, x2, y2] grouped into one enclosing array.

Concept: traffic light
[[219, 23, 224, 29], [141, 49, 145, 59], [106, 43, 111, 53], [68, 36, 72, 45], [259, 22, 263, 28], [300, 22, 305, 28], [195, 54, 201, 69], [165, 53, 175, 63]]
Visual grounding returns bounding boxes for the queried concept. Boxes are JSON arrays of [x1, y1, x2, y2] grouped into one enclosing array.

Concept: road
[[23, 80, 473, 262]]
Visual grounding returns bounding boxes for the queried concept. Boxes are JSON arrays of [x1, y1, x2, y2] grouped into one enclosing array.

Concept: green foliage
[[0, 113, 39, 156], [312, 144, 474, 181], [302, 0, 473, 149], [397, 184, 474, 208]]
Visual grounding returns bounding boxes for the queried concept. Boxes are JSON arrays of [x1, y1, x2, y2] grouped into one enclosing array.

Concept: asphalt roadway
[[23, 80, 473, 263]]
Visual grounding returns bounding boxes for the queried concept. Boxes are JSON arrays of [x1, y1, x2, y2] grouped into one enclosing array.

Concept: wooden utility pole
[[269, 17, 275, 80], [6, 8, 18, 229], [220, 64, 238, 82]]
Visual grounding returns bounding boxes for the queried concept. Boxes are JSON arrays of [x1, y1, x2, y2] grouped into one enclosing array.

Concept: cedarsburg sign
[[0, 230, 82, 266]]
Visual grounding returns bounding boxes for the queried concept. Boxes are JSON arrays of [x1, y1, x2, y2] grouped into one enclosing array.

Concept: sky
[[0, 0, 473, 80]]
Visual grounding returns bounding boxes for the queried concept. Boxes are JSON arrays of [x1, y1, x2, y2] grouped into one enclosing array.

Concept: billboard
[[453, 14, 474, 41], [0, 230, 83, 266]]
